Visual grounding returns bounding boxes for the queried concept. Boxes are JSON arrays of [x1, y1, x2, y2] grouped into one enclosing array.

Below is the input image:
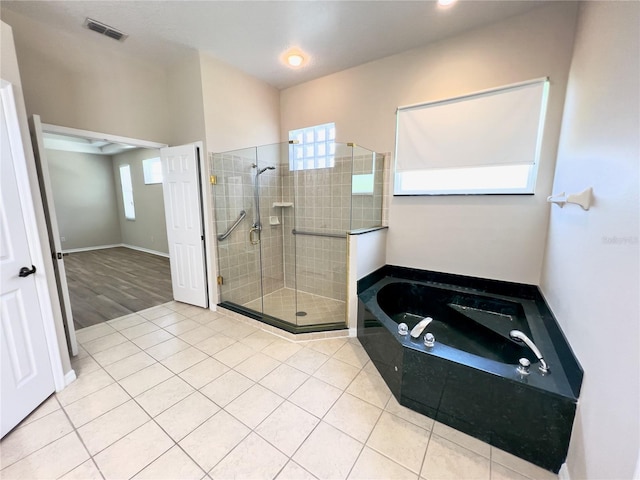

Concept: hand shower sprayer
[[250, 165, 277, 244]]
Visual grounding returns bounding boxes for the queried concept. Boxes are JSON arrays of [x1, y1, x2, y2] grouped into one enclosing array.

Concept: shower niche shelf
[[273, 202, 294, 208]]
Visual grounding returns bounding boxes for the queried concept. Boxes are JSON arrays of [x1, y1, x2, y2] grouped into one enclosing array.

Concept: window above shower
[[289, 122, 336, 171]]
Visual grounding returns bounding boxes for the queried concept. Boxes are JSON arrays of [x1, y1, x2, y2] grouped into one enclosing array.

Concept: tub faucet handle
[[517, 357, 531, 375], [424, 332, 435, 348]]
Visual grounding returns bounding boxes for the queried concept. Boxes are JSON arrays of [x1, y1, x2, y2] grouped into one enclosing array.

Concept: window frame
[[119, 164, 136, 220]]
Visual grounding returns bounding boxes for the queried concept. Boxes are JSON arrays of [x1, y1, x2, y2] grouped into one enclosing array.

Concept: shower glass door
[[254, 143, 296, 324], [211, 147, 264, 314]]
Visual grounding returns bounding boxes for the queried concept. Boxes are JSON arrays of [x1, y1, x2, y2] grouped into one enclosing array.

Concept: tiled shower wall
[[281, 151, 385, 301], [210, 152, 283, 306], [211, 146, 385, 312]]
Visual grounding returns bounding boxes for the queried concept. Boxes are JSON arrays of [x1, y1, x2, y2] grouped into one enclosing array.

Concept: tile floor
[[244, 288, 345, 327], [0, 302, 558, 480]]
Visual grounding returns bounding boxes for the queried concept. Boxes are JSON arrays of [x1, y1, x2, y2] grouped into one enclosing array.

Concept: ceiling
[[43, 132, 138, 156], [1, 1, 546, 89]]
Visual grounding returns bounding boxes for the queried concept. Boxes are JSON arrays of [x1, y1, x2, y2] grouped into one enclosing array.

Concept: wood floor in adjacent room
[[64, 247, 173, 330]]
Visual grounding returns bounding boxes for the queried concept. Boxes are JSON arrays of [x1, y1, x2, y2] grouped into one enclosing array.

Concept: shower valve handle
[[249, 226, 260, 245]]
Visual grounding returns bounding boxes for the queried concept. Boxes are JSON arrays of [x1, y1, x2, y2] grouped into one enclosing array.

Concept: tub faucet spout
[[509, 330, 550, 373], [410, 317, 433, 339]]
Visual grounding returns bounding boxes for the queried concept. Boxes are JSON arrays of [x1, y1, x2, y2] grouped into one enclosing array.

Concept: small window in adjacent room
[[394, 78, 549, 195], [119, 164, 135, 220], [142, 157, 163, 184], [289, 122, 336, 170]]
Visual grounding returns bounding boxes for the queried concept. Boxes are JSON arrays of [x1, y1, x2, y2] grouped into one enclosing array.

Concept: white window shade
[[394, 79, 549, 195]]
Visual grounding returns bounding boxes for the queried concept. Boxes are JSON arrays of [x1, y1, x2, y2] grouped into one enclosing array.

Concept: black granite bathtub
[[357, 266, 582, 473]]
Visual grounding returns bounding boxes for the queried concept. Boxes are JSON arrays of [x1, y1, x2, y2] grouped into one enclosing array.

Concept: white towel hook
[[547, 187, 592, 210]]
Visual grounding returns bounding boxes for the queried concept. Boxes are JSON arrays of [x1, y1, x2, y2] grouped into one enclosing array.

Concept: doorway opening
[[40, 132, 173, 330]]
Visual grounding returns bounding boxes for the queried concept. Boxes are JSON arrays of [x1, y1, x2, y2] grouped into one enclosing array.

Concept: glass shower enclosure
[[211, 141, 383, 333]]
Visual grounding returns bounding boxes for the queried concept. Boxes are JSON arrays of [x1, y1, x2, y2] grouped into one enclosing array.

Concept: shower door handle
[[249, 226, 260, 245]]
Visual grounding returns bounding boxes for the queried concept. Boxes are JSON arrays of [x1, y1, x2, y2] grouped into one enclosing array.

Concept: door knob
[[18, 265, 37, 277]]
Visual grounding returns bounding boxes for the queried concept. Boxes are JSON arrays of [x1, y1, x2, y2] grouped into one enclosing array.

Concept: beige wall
[[46, 150, 122, 250], [1, 21, 71, 374], [200, 52, 280, 153], [1, 9, 170, 144], [280, 3, 579, 285], [540, 2, 640, 479], [112, 148, 168, 255], [166, 53, 207, 147]]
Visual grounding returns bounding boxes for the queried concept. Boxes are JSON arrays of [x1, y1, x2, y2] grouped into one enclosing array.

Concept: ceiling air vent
[[84, 18, 128, 42]]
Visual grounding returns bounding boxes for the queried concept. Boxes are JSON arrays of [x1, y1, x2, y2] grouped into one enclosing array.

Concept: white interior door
[[1, 83, 55, 437], [161, 144, 208, 308], [28, 115, 77, 355]]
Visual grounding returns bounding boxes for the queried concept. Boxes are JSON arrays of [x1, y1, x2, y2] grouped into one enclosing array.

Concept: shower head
[[258, 166, 276, 175]]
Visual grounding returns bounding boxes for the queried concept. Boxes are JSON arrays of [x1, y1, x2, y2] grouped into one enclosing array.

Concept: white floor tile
[[433, 421, 490, 458], [346, 370, 391, 409], [384, 395, 434, 431], [200, 370, 254, 407], [132, 329, 175, 350], [367, 412, 430, 474], [214, 342, 255, 367], [161, 347, 208, 373], [349, 446, 418, 480], [255, 401, 320, 456], [59, 459, 103, 480], [92, 341, 142, 367], [56, 369, 115, 406], [133, 445, 205, 480], [421, 434, 490, 480], [209, 432, 288, 480], [276, 461, 318, 480], [77, 400, 150, 455], [179, 410, 250, 472], [293, 422, 363, 480], [289, 377, 342, 418], [93, 421, 173, 479], [146, 337, 191, 361], [285, 348, 329, 374], [118, 363, 174, 397], [82, 332, 128, 355], [324, 393, 382, 443], [0, 409, 73, 468], [491, 447, 558, 480], [226, 384, 284, 429], [119, 321, 160, 340], [0, 433, 89, 480], [313, 357, 361, 390], [179, 357, 229, 389], [259, 364, 309, 398], [155, 391, 220, 441], [63, 383, 130, 427], [234, 352, 281, 381], [135, 376, 194, 417], [104, 351, 157, 380]]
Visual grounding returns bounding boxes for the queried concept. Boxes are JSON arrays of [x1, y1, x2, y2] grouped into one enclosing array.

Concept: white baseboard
[[62, 243, 169, 258], [122, 244, 169, 258], [63, 369, 77, 388], [61, 244, 121, 254], [558, 463, 571, 480]]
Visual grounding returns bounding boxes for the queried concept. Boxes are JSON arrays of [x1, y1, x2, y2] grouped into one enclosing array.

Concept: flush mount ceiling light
[[282, 49, 307, 69], [287, 53, 304, 67], [437, 0, 457, 7], [83, 17, 128, 42]]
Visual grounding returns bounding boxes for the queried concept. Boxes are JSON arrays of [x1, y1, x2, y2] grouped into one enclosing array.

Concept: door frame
[[32, 123, 217, 356], [1, 81, 65, 391]]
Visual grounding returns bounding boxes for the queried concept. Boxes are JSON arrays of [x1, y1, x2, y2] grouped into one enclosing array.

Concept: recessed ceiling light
[[437, 0, 457, 7]]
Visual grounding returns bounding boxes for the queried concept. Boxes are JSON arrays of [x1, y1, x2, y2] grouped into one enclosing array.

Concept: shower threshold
[[220, 288, 347, 334]]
